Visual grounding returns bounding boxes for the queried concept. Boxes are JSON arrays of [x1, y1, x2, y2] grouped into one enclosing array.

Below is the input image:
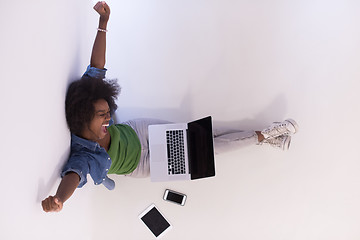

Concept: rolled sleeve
[[61, 156, 89, 188], [83, 65, 107, 79]]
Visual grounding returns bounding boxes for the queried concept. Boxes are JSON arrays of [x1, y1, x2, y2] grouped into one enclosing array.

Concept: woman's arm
[[41, 2, 111, 213], [90, 1, 110, 69], [41, 172, 80, 212]]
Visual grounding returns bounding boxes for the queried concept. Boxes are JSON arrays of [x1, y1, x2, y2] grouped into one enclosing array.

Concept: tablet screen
[[139, 205, 172, 238]]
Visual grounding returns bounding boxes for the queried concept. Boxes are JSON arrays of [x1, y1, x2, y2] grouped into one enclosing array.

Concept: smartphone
[[163, 189, 187, 206]]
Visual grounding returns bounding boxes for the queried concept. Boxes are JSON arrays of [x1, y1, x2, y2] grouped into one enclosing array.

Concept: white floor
[[1, 0, 360, 239]]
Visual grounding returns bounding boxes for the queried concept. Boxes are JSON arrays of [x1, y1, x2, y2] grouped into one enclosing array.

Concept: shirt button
[[103, 178, 106, 181], [108, 158, 110, 160], [106, 169, 109, 171]]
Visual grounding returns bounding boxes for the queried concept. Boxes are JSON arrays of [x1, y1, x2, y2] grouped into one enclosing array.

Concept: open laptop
[[148, 116, 215, 182]]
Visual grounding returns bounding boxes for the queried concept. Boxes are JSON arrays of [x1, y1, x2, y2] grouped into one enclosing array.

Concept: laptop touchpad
[[150, 144, 166, 162]]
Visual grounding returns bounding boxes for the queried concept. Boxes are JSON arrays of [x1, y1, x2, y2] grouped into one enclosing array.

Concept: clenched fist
[[42, 196, 63, 213], [94, 1, 110, 21]]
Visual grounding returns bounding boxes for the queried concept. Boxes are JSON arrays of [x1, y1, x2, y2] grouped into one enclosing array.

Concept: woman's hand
[[42, 196, 63, 213], [94, 1, 110, 22], [41, 172, 79, 213]]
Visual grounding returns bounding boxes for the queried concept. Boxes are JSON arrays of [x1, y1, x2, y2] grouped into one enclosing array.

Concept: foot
[[260, 135, 291, 151], [261, 119, 299, 139]]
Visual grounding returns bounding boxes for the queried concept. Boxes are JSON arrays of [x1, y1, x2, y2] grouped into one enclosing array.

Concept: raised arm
[[41, 3, 111, 213], [41, 172, 80, 212], [90, 1, 110, 69]]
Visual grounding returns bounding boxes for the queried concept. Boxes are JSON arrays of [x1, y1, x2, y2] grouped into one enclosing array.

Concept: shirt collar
[[71, 133, 100, 152], [70, 117, 114, 151]]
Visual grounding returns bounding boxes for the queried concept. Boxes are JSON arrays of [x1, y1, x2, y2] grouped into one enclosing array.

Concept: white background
[[1, 0, 360, 239]]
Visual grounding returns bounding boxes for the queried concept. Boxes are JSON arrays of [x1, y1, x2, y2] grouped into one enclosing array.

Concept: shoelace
[[259, 135, 286, 148], [263, 122, 289, 136]]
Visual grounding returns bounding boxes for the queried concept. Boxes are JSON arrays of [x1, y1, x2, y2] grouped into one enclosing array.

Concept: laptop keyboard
[[166, 130, 186, 175]]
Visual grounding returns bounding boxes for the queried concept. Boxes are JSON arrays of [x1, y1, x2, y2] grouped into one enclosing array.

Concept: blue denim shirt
[[61, 66, 115, 190]]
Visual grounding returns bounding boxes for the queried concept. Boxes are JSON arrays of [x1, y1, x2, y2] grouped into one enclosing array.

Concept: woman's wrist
[[98, 23, 108, 31], [54, 195, 64, 204], [99, 17, 109, 29]]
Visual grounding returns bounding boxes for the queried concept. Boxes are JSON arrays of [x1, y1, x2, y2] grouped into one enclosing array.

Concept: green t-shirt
[[107, 124, 141, 175]]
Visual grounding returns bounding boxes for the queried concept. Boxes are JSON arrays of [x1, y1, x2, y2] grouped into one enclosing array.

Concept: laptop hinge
[[186, 128, 191, 175]]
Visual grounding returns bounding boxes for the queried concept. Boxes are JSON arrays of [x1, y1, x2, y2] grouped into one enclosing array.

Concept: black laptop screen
[[187, 116, 215, 180]]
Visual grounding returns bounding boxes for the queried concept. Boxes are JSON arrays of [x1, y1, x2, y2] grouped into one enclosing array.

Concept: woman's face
[[82, 99, 111, 141]]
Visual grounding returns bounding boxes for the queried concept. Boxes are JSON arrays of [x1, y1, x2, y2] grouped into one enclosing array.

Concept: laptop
[[148, 116, 215, 182]]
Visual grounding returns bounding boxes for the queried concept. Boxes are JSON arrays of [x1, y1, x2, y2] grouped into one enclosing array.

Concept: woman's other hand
[[42, 196, 63, 213]]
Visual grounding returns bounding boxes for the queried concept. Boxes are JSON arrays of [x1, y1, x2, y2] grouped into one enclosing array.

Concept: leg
[[213, 118, 299, 153], [213, 128, 260, 154]]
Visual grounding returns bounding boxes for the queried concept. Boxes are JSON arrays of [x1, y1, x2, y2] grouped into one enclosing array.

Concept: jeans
[[122, 118, 258, 178]]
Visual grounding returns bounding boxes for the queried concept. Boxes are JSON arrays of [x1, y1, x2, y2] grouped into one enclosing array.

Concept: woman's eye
[[98, 111, 110, 118]]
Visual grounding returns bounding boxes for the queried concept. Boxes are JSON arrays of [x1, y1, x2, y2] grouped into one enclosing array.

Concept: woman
[[42, 1, 299, 213]]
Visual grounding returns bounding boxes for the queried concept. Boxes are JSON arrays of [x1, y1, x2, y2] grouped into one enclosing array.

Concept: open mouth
[[102, 123, 109, 134]]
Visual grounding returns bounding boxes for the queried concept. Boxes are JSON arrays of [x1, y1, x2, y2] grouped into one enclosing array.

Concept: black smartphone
[[163, 189, 187, 206]]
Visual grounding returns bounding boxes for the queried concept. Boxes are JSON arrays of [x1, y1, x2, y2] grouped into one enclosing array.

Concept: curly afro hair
[[65, 75, 121, 136]]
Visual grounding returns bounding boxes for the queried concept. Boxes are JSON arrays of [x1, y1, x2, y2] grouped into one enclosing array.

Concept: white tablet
[[138, 204, 172, 239]]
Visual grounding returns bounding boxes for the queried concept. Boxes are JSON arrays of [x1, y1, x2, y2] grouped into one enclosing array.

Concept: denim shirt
[[61, 65, 115, 190], [61, 133, 113, 189]]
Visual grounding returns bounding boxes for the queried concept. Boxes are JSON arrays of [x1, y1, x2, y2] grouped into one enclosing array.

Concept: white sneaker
[[260, 135, 291, 151], [261, 119, 299, 139]]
